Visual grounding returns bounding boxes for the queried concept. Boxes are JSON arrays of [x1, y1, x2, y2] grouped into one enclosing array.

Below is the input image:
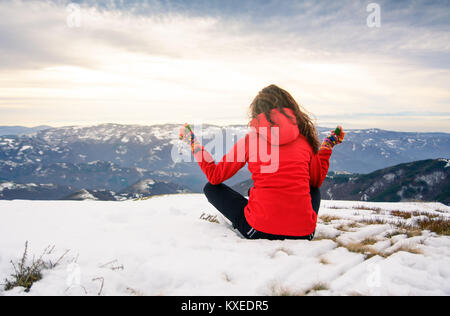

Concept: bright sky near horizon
[[0, 0, 449, 132]]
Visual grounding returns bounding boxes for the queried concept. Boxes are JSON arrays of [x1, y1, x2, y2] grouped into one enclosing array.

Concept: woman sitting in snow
[[180, 85, 345, 240]]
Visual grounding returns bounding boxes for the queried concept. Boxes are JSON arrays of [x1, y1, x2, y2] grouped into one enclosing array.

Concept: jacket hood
[[250, 108, 299, 146]]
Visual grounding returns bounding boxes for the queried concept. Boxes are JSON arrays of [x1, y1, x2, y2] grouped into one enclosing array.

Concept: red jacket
[[194, 108, 332, 236]]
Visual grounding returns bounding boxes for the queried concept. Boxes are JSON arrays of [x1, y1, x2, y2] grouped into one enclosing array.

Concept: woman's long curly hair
[[249, 85, 320, 154]]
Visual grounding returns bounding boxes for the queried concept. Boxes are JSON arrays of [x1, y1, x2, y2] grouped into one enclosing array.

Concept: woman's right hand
[[179, 123, 193, 143], [321, 126, 345, 150], [179, 123, 202, 154]]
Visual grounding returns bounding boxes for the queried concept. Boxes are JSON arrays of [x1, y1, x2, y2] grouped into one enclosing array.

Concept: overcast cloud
[[0, 0, 449, 132]]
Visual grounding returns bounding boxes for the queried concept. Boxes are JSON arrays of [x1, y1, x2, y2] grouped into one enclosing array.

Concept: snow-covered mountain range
[[0, 124, 449, 200]]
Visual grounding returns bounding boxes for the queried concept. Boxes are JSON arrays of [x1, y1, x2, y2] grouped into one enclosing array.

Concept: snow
[[0, 182, 39, 192], [415, 171, 446, 186], [438, 158, 450, 168], [134, 179, 156, 191], [384, 140, 399, 149], [19, 145, 32, 152], [0, 196, 449, 296], [0, 182, 15, 191], [383, 173, 396, 182], [74, 189, 98, 201]]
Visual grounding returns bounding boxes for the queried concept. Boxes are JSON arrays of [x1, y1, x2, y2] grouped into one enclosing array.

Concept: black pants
[[203, 183, 321, 241]]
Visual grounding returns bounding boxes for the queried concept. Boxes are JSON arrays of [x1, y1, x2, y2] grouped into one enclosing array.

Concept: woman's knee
[[203, 182, 221, 199], [203, 182, 215, 194]]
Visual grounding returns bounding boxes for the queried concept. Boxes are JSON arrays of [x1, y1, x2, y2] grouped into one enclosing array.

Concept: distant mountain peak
[[0, 125, 52, 136]]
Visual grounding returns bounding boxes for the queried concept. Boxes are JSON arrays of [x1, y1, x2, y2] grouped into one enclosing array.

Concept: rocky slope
[[321, 159, 450, 205]]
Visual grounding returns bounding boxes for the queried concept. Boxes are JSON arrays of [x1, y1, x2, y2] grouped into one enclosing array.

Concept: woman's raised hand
[[179, 123, 192, 142], [321, 125, 345, 150], [179, 123, 202, 154], [333, 126, 345, 144]]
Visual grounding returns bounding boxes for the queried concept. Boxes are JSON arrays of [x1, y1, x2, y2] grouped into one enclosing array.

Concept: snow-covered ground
[[0, 195, 449, 296]]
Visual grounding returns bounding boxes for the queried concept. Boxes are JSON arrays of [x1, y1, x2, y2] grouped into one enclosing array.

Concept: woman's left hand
[[321, 125, 345, 150]]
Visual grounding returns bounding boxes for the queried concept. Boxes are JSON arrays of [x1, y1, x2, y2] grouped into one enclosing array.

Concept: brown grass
[[361, 237, 379, 246], [359, 217, 389, 225], [336, 241, 383, 259], [395, 245, 423, 255], [311, 235, 339, 242], [326, 205, 349, 210], [319, 257, 330, 265], [390, 210, 412, 219], [269, 283, 303, 296], [269, 281, 329, 296], [404, 229, 423, 238], [390, 210, 442, 220], [337, 237, 425, 259], [353, 205, 383, 214], [304, 282, 329, 295], [411, 211, 440, 219], [336, 220, 362, 232], [384, 230, 404, 239], [319, 215, 342, 223], [415, 217, 450, 236]]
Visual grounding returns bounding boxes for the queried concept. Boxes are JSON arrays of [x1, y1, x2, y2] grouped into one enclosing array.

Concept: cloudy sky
[[0, 0, 449, 132]]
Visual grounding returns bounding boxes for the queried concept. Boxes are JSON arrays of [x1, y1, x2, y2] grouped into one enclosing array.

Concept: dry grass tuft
[[395, 245, 423, 255], [319, 257, 330, 265], [269, 281, 328, 296], [312, 235, 339, 242], [319, 215, 342, 223], [415, 217, 450, 236], [336, 241, 385, 259], [361, 237, 379, 246], [384, 230, 405, 239], [269, 282, 303, 296], [326, 205, 349, 210], [3, 242, 69, 292], [404, 229, 423, 238], [359, 217, 388, 226], [126, 287, 145, 296], [353, 205, 383, 214], [335, 221, 360, 232], [390, 210, 412, 219], [199, 213, 220, 224], [304, 282, 329, 295]]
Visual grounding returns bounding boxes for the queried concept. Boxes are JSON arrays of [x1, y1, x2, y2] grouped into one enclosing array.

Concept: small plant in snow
[[99, 259, 124, 271], [3, 241, 69, 292], [200, 213, 220, 224]]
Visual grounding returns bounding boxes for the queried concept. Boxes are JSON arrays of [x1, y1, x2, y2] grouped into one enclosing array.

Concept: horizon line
[[1, 122, 449, 135]]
